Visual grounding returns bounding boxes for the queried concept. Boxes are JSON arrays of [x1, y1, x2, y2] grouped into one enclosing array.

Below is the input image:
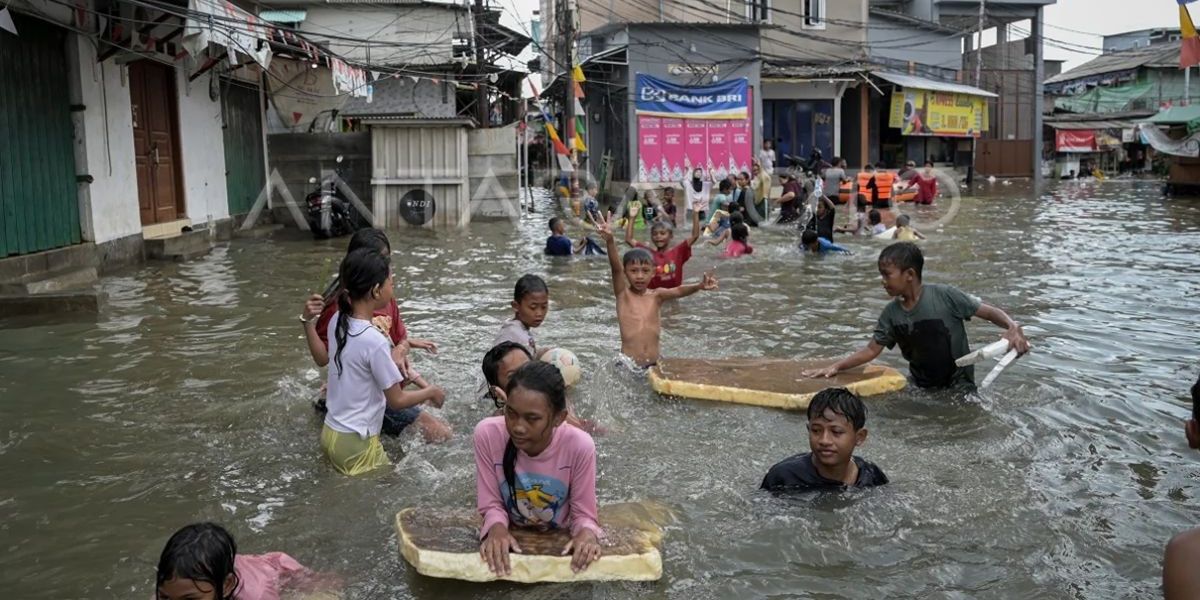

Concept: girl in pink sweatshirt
[[474, 361, 602, 576]]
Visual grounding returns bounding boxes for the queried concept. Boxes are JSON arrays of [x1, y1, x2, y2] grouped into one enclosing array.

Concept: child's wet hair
[[514, 274, 549, 302], [623, 247, 655, 266], [801, 230, 818, 247], [347, 227, 391, 255], [878, 242, 924, 279], [501, 362, 568, 510], [156, 522, 240, 600], [868, 209, 882, 225], [731, 222, 749, 243], [650, 220, 673, 234], [334, 248, 391, 376], [806, 387, 867, 430], [719, 179, 733, 193], [896, 214, 911, 227], [482, 341, 533, 408], [548, 217, 562, 231]]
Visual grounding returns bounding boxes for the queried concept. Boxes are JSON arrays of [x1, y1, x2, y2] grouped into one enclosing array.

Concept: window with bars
[[746, 0, 770, 23], [802, 0, 825, 30]]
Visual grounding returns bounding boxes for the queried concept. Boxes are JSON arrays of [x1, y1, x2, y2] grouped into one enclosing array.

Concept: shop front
[[875, 72, 996, 172], [633, 74, 753, 184]]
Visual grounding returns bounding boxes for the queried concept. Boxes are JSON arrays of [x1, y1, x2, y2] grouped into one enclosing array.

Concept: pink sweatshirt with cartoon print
[[473, 416, 602, 539]]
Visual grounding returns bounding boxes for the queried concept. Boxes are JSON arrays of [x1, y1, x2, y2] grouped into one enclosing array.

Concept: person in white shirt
[[758, 140, 776, 176], [307, 248, 447, 475]]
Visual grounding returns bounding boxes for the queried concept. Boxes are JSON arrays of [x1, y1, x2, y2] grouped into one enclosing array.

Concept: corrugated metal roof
[[872, 71, 998, 98], [259, 10, 306, 23], [1045, 42, 1179, 87], [1044, 120, 1135, 130], [762, 63, 870, 80]]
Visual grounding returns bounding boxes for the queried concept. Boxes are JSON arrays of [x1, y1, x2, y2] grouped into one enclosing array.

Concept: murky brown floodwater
[[1, 179, 1199, 599]]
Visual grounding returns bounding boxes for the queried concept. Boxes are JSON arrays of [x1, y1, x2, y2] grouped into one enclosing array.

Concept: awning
[[1045, 120, 1135, 130], [1142, 105, 1200, 126], [259, 10, 307, 23], [873, 71, 998, 98]]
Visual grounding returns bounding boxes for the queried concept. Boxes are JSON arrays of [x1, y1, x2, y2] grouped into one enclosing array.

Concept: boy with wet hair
[[599, 216, 717, 368], [624, 201, 702, 289], [801, 230, 850, 255], [760, 387, 888, 493], [806, 242, 1030, 389], [545, 217, 603, 256]]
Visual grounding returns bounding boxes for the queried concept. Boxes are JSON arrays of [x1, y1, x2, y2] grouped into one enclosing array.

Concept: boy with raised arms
[[807, 242, 1030, 389], [600, 215, 717, 368]]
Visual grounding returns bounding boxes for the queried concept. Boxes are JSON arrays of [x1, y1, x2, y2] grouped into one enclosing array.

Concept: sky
[[493, 0, 1183, 73]]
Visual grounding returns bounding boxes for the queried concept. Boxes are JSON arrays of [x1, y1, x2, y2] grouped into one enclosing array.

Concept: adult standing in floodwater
[[758, 140, 776, 177], [751, 160, 772, 225]]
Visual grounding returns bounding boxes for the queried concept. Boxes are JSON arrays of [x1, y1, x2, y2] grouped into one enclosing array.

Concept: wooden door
[[130, 61, 183, 225]]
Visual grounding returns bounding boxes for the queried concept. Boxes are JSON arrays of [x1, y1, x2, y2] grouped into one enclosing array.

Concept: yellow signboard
[[889, 89, 989, 137]]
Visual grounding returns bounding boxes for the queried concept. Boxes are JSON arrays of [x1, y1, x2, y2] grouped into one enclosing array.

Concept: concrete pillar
[[1032, 7, 1045, 183], [859, 84, 869, 167]]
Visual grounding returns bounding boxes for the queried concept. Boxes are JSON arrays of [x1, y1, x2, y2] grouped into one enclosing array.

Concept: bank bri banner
[[635, 74, 749, 120]]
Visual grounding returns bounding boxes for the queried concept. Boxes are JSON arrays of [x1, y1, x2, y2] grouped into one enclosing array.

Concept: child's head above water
[[868, 209, 882, 226], [896, 214, 911, 228], [806, 388, 869, 470], [156, 522, 239, 600], [649, 220, 674, 249], [548, 217, 566, 235], [502, 362, 569, 475], [622, 247, 656, 291], [718, 179, 733, 194], [512, 274, 549, 329], [878, 241, 924, 296], [731, 222, 749, 243], [800, 229, 819, 251], [482, 341, 533, 408]]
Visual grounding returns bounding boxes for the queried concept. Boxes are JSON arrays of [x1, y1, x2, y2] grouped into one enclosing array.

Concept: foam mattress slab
[[396, 503, 665, 583], [649, 358, 907, 410]]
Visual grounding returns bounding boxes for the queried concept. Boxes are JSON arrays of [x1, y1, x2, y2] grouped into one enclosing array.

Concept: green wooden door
[[0, 16, 81, 258], [222, 81, 266, 217]]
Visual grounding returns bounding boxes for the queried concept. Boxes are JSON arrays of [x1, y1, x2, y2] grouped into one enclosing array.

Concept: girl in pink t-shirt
[[474, 361, 602, 576], [155, 523, 324, 600]]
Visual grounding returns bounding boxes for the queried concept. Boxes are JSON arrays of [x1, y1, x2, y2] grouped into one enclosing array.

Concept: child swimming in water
[[545, 218, 603, 256], [599, 215, 718, 368], [760, 388, 888, 493], [801, 230, 850, 255], [868, 209, 886, 236], [156, 522, 319, 600], [475, 362, 602, 576], [891, 214, 926, 241], [482, 341, 599, 433], [315, 248, 448, 475], [805, 242, 1030, 389], [494, 274, 550, 358]]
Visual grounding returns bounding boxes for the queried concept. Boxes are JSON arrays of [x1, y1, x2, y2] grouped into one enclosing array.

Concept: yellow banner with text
[[889, 89, 989, 137]]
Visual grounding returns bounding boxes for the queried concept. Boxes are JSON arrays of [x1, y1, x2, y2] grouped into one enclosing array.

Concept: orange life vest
[[837, 180, 853, 204], [874, 171, 895, 201], [856, 171, 873, 202]]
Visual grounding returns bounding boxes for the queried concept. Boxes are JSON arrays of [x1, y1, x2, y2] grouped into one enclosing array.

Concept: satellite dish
[[398, 189, 436, 226]]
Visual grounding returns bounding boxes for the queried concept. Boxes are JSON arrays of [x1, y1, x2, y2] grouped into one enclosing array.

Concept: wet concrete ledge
[[0, 289, 104, 318]]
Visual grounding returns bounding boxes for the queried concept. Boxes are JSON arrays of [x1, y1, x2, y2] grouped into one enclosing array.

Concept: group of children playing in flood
[[154, 155, 1034, 597]]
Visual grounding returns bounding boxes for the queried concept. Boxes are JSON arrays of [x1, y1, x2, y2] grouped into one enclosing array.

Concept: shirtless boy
[[597, 216, 718, 368]]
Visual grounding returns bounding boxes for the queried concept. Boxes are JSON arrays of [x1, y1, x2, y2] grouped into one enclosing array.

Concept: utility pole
[[560, 0, 576, 183], [968, 0, 986, 186], [473, 0, 489, 127]]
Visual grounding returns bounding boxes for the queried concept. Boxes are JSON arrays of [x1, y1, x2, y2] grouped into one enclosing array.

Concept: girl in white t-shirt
[[683, 167, 714, 220], [311, 248, 447, 475]]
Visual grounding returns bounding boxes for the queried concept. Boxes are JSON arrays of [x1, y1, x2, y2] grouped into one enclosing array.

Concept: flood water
[[1, 179, 1199, 599]]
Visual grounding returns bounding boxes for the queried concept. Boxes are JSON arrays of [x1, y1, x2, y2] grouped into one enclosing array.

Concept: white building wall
[[175, 70, 230, 225], [302, 6, 461, 66], [69, 36, 141, 245]]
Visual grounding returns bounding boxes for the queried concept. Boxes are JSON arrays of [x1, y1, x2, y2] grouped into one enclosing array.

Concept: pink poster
[[684, 119, 709, 177], [707, 120, 730, 180], [636, 116, 662, 182], [660, 118, 685, 183], [728, 118, 752, 177]]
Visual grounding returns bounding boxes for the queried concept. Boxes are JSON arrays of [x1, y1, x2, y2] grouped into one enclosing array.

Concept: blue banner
[[635, 74, 749, 119]]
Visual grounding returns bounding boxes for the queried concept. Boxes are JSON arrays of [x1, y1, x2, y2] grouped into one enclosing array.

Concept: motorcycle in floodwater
[[305, 155, 364, 239]]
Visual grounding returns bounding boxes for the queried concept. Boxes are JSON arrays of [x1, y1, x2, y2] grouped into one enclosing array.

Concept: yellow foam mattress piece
[[395, 502, 666, 583], [649, 358, 907, 410]]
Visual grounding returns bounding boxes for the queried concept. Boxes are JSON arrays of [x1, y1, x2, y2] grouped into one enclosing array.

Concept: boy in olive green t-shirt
[[806, 242, 1030, 389]]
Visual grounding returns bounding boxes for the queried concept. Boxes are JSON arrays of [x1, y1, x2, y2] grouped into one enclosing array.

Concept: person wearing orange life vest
[[871, 166, 896, 210]]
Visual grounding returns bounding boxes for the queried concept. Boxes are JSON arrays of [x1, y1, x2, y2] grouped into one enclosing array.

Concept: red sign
[[1055, 130, 1096, 153]]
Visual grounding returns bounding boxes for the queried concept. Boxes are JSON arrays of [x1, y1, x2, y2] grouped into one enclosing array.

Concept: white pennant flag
[[0, 8, 18, 36]]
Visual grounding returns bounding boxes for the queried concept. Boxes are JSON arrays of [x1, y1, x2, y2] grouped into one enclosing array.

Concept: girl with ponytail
[[309, 248, 447, 476], [300, 228, 450, 442], [473, 362, 602, 576]]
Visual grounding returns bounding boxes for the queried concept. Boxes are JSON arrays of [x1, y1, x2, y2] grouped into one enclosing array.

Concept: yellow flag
[[1184, 5, 1198, 39], [572, 65, 586, 83], [573, 135, 588, 153]]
